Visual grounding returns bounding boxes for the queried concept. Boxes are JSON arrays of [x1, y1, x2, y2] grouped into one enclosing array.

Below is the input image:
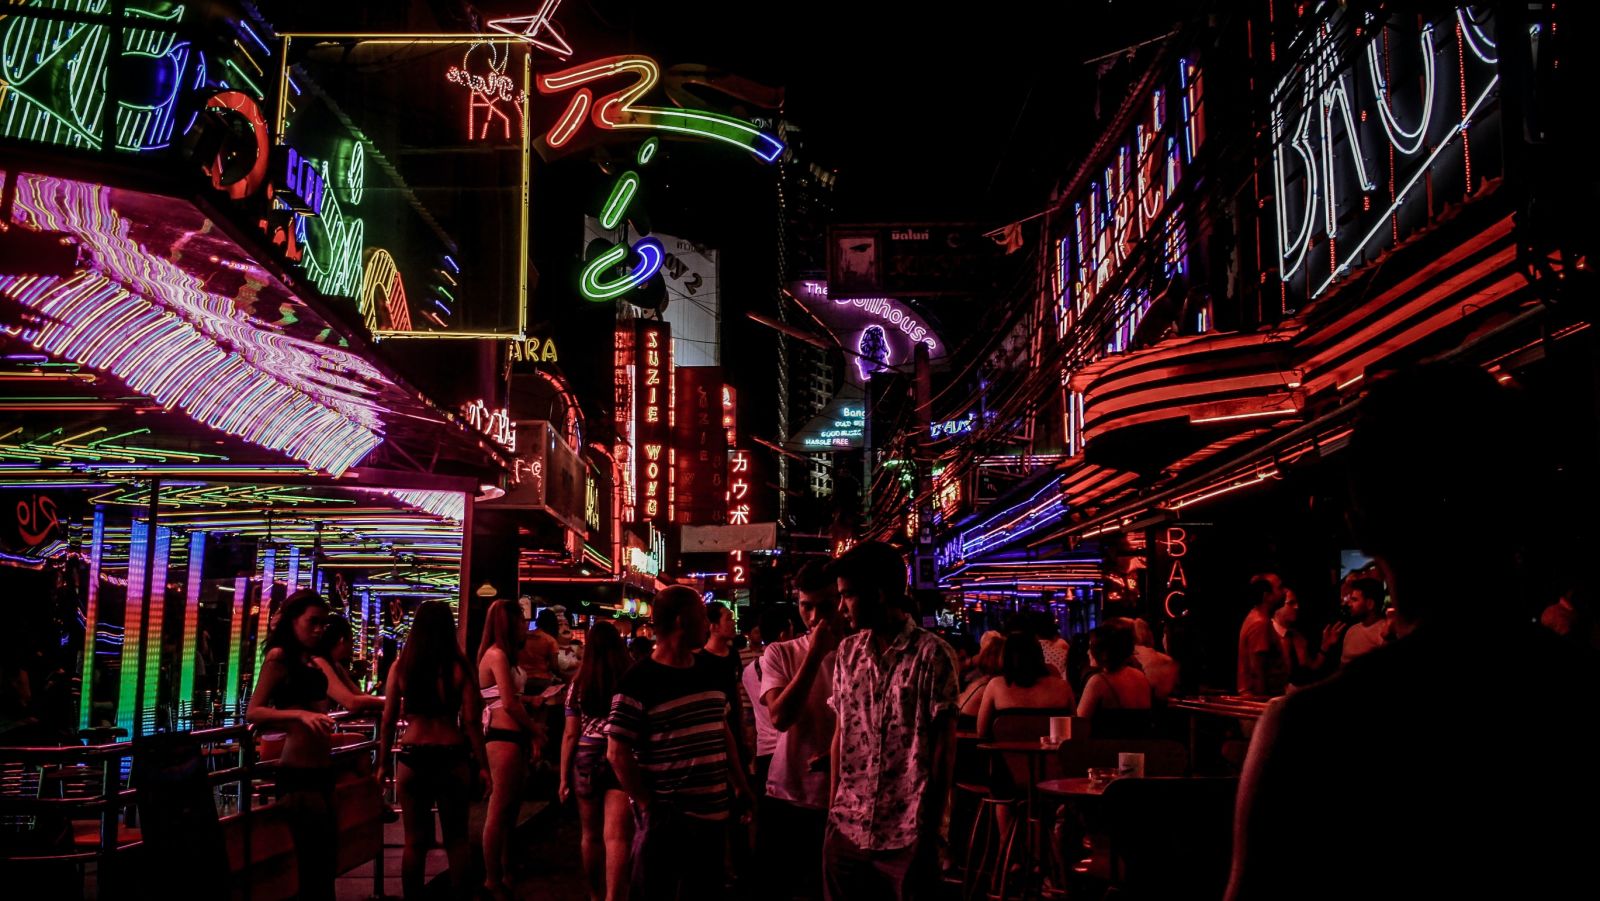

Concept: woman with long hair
[[1077, 622, 1152, 719], [477, 599, 540, 898], [559, 621, 634, 901], [376, 602, 486, 900], [246, 590, 338, 901], [312, 614, 383, 714]]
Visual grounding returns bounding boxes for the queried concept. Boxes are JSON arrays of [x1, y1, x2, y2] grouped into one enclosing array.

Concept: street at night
[[2, 2, 1598, 899]]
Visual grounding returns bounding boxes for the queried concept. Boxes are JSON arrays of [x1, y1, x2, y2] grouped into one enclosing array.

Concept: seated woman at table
[[959, 631, 1006, 725], [977, 630, 1075, 739], [1077, 623, 1153, 723]]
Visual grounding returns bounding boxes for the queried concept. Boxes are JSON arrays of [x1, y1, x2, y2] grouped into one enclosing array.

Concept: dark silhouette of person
[[1227, 364, 1600, 900]]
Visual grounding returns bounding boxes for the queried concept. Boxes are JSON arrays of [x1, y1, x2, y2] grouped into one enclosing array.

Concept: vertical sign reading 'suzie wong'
[[634, 321, 673, 525], [674, 367, 727, 525]]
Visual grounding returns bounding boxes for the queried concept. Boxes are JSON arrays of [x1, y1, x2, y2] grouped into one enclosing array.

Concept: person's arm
[[724, 722, 753, 808], [375, 665, 402, 787], [608, 735, 648, 808], [828, 724, 841, 807], [975, 678, 999, 739], [488, 649, 540, 732], [922, 642, 960, 839], [766, 624, 836, 732], [315, 658, 384, 713], [1226, 698, 1295, 900], [559, 709, 580, 803], [460, 662, 489, 792], [246, 649, 332, 734], [1241, 626, 1270, 696], [1076, 673, 1102, 719]]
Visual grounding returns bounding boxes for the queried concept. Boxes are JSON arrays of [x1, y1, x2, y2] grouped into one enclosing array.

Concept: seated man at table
[[1227, 364, 1600, 900]]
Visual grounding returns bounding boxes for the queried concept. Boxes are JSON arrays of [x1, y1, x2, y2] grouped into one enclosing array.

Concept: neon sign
[[832, 296, 938, 350], [1059, 57, 1204, 332], [1269, 6, 1499, 299], [360, 249, 411, 332], [801, 406, 865, 449], [728, 450, 752, 526], [1158, 525, 1190, 618], [929, 413, 979, 441], [445, 43, 528, 142], [463, 399, 517, 452], [581, 139, 664, 301], [635, 324, 672, 523], [508, 335, 560, 364], [0, 1, 192, 152], [537, 55, 783, 162], [488, 0, 574, 59]]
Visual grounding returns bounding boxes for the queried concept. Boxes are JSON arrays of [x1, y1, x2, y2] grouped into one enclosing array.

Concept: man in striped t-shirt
[[608, 586, 751, 900]]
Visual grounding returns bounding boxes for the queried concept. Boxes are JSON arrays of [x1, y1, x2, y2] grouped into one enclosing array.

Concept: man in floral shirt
[[824, 542, 958, 899]]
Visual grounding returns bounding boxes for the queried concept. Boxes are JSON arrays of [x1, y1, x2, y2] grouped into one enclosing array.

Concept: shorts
[[396, 744, 472, 800], [485, 726, 532, 751], [575, 740, 620, 800]]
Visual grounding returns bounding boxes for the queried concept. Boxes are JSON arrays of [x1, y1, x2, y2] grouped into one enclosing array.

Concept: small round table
[[1036, 776, 1112, 799]]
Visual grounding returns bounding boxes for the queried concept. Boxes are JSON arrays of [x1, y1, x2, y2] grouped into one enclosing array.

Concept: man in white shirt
[[759, 561, 846, 898], [742, 605, 795, 798], [1339, 577, 1389, 665]]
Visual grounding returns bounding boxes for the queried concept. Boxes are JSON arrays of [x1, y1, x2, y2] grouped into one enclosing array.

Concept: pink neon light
[[445, 55, 527, 141], [0, 176, 387, 474]]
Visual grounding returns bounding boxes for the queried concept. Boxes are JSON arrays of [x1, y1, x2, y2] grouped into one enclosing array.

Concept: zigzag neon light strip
[[136, 526, 171, 735], [114, 521, 152, 738], [176, 530, 206, 722], [224, 573, 248, 718], [581, 238, 663, 301], [0, 0, 192, 152], [539, 56, 783, 162], [0, 176, 386, 474], [78, 508, 105, 730]]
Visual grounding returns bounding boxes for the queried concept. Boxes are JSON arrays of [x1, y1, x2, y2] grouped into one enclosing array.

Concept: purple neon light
[[0, 175, 387, 474], [356, 488, 466, 522]]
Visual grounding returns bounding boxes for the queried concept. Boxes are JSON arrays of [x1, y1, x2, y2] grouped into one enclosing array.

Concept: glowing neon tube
[[580, 237, 663, 301], [176, 531, 206, 723], [78, 509, 105, 730], [114, 522, 152, 738], [224, 574, 249, 718]]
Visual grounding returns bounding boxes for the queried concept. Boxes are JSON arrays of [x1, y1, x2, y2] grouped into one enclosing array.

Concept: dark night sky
[[514, 0, 1192, 221]]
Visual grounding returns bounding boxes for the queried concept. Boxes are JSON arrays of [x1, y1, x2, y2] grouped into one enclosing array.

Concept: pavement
[[336, 796, 574, 900]]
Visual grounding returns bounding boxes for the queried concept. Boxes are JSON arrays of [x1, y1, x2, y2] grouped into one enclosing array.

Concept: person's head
[[576, 620, 632, 718], [1249, 573, 1286, 613], [1348, 363, 1537, 627], [756, 604, 796, 647], [652, 585, 710, 650], [1002, 612, 1037, 638], [950, 634, 979, 672], [314, 614, 354, 664], [1128, 617, 1157, 649], [1000, 629, 1049, 688], [536, 608, 561, 636], [477, 598, 524, 662], [830, 541, 907, 633], [1274, 590, 1302, 627], [397, 601, 467, 711], [1088, 622, 1136, 672], [265, 590, 329, 656], [1344, 577, 1385, 622], [706, 601, 736, 642], [795, 560, 840, 632], [628, 636, 654, 663], [975, 631, 1006, 677]]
